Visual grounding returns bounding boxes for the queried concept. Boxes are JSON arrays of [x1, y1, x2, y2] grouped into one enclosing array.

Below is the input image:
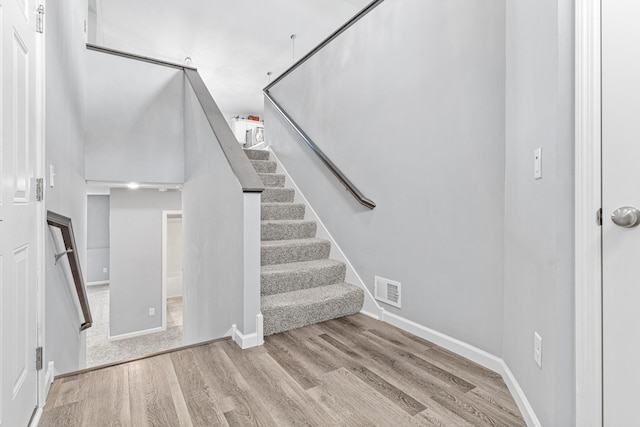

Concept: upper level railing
[[263, 0, 385, 209], [86, 44, 265, 194], [47, 211, 93, 331]]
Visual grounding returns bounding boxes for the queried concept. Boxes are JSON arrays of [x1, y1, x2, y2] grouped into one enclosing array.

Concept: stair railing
[[47, 211, 93, 331], [263, 0, 386, 210]]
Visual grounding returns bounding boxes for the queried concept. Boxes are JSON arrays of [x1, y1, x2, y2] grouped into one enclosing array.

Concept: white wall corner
[[267, 148, 381, 315]]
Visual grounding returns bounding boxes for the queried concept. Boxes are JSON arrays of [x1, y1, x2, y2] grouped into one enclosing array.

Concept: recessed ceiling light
[[184, 57, 192, 65], [127, 182, 140, 189]]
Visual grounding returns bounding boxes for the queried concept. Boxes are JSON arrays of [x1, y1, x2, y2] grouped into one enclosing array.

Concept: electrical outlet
[[534, 332, 542, 368], [103, 267, 108, 273], [148, 308, 155, 316], [534, 147, 542, 180]]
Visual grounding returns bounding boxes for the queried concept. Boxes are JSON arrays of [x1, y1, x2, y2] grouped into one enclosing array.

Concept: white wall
[[266, 0, 506, 355], [87, 195, 110, 283], [182, 80, 245, 344], [44, 0, 89, 374], [85, 50, 185, 184], [109, 189, 181, 337], [503, 0, 574, 425]]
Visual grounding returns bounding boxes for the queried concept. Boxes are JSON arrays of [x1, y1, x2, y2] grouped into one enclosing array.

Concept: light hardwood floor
[[40, 314, 525, 426]]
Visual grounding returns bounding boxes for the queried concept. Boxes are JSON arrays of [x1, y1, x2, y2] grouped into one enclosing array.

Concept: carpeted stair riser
[[243, 147, 365, 336], [244, 149, 270, 161], [261, 203, 306, 221], [258, 173, 285, 188], [261, 238, 331, 266], [261, 220, 317, 241], [261, 188, 295, 203], [261, 259, 347, 296], [250, 160, 277, 174], [262, 283, 365, 335]]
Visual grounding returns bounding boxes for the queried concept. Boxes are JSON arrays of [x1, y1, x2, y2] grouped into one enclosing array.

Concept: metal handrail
[[264, 0, 384, 209], [264, 93, 376, 209], [47, 211, 93, 331]]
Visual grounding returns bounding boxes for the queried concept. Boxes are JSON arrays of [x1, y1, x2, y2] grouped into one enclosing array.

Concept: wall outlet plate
[[534, 332, 542, 368], [148, 308, 155, 316]]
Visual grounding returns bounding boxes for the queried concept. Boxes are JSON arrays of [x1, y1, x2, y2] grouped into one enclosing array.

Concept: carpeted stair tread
[[261, 203, 306, 220], [261, 220, 317, 241], [258, 173, 285, 188], [261, 259, 347, 296], [250, 160, 277, 174], [244, 149, 270, 161], [262, 283, 365, 335], [262, 187, 295, 203], [261, 238, 331, 266]]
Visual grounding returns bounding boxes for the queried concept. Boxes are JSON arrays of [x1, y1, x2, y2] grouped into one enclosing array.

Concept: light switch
[[49, 165, 56, 188], [534, 148, 542, 180]]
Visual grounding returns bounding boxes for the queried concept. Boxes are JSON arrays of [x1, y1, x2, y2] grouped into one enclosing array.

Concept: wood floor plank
[[220, 339, 332, 426], [40, 315, 526, 427], [169, 349, 227, 426], [128, 356, 181, 427], [362, 329, 476, 392], [309, 367, 423, 426], [191, 342, 275, 426], [317, 334, 427, 416]]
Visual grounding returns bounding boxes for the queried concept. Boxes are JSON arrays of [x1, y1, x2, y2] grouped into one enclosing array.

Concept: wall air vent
[[374, 276, 401, 308]]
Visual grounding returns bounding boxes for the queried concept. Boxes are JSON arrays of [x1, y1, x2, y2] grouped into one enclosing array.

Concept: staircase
[[244, 149, 364, 336]]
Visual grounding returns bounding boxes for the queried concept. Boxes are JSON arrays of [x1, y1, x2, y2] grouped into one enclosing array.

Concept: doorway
[[162, 211, 183, 333]]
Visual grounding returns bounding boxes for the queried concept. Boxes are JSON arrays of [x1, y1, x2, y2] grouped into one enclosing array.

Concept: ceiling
[[92, 0, 370, 120]]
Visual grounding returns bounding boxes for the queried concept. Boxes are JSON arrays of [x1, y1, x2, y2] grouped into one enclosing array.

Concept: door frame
[[161, 210, 182, 332], [575, 0, 602, 425]]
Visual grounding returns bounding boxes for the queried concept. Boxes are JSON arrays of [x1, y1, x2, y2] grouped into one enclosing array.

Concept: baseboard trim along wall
[[229, 314, 264, 350], [361, 309, 542, 427], [108, 325, 165, 342]]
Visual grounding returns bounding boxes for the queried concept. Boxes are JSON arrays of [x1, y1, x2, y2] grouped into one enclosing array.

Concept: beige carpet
[[86, 284, 183, 368]]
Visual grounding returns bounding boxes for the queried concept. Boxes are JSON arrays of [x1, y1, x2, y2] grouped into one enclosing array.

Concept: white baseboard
[[500, 362, 542, 427], [230, 324, 259, 350], [108, 325, 164, 341], [44, 361, 56, 397], [380, 310, 503, 373], [361, 309, 540, 427], [28, 407, 43, 427], [229, 314, 264, 350], [86, 280, 109, 286]]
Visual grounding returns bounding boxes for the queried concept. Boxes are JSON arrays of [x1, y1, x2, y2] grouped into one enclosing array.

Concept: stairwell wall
[[44, 0, 89, 375], [182, 80, 246, 343], [265, 0, 506, 356], [85, 50, 185, 184]]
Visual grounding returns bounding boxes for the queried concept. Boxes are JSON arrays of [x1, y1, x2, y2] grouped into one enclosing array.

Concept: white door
[[0, 0, 41, 425], [602, 1, 640, 425]]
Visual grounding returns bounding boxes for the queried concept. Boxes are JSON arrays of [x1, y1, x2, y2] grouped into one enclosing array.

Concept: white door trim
[[575, 0, 602, 425], [161, 210, 182, 332], [35, 0, 47, 410]]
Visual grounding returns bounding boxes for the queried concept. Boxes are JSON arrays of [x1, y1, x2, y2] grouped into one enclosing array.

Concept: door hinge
[[36, 178, 44, 202], [35, 346, 43, 371], [597, 208, 603, 226], [36, 5, 45, 34]]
